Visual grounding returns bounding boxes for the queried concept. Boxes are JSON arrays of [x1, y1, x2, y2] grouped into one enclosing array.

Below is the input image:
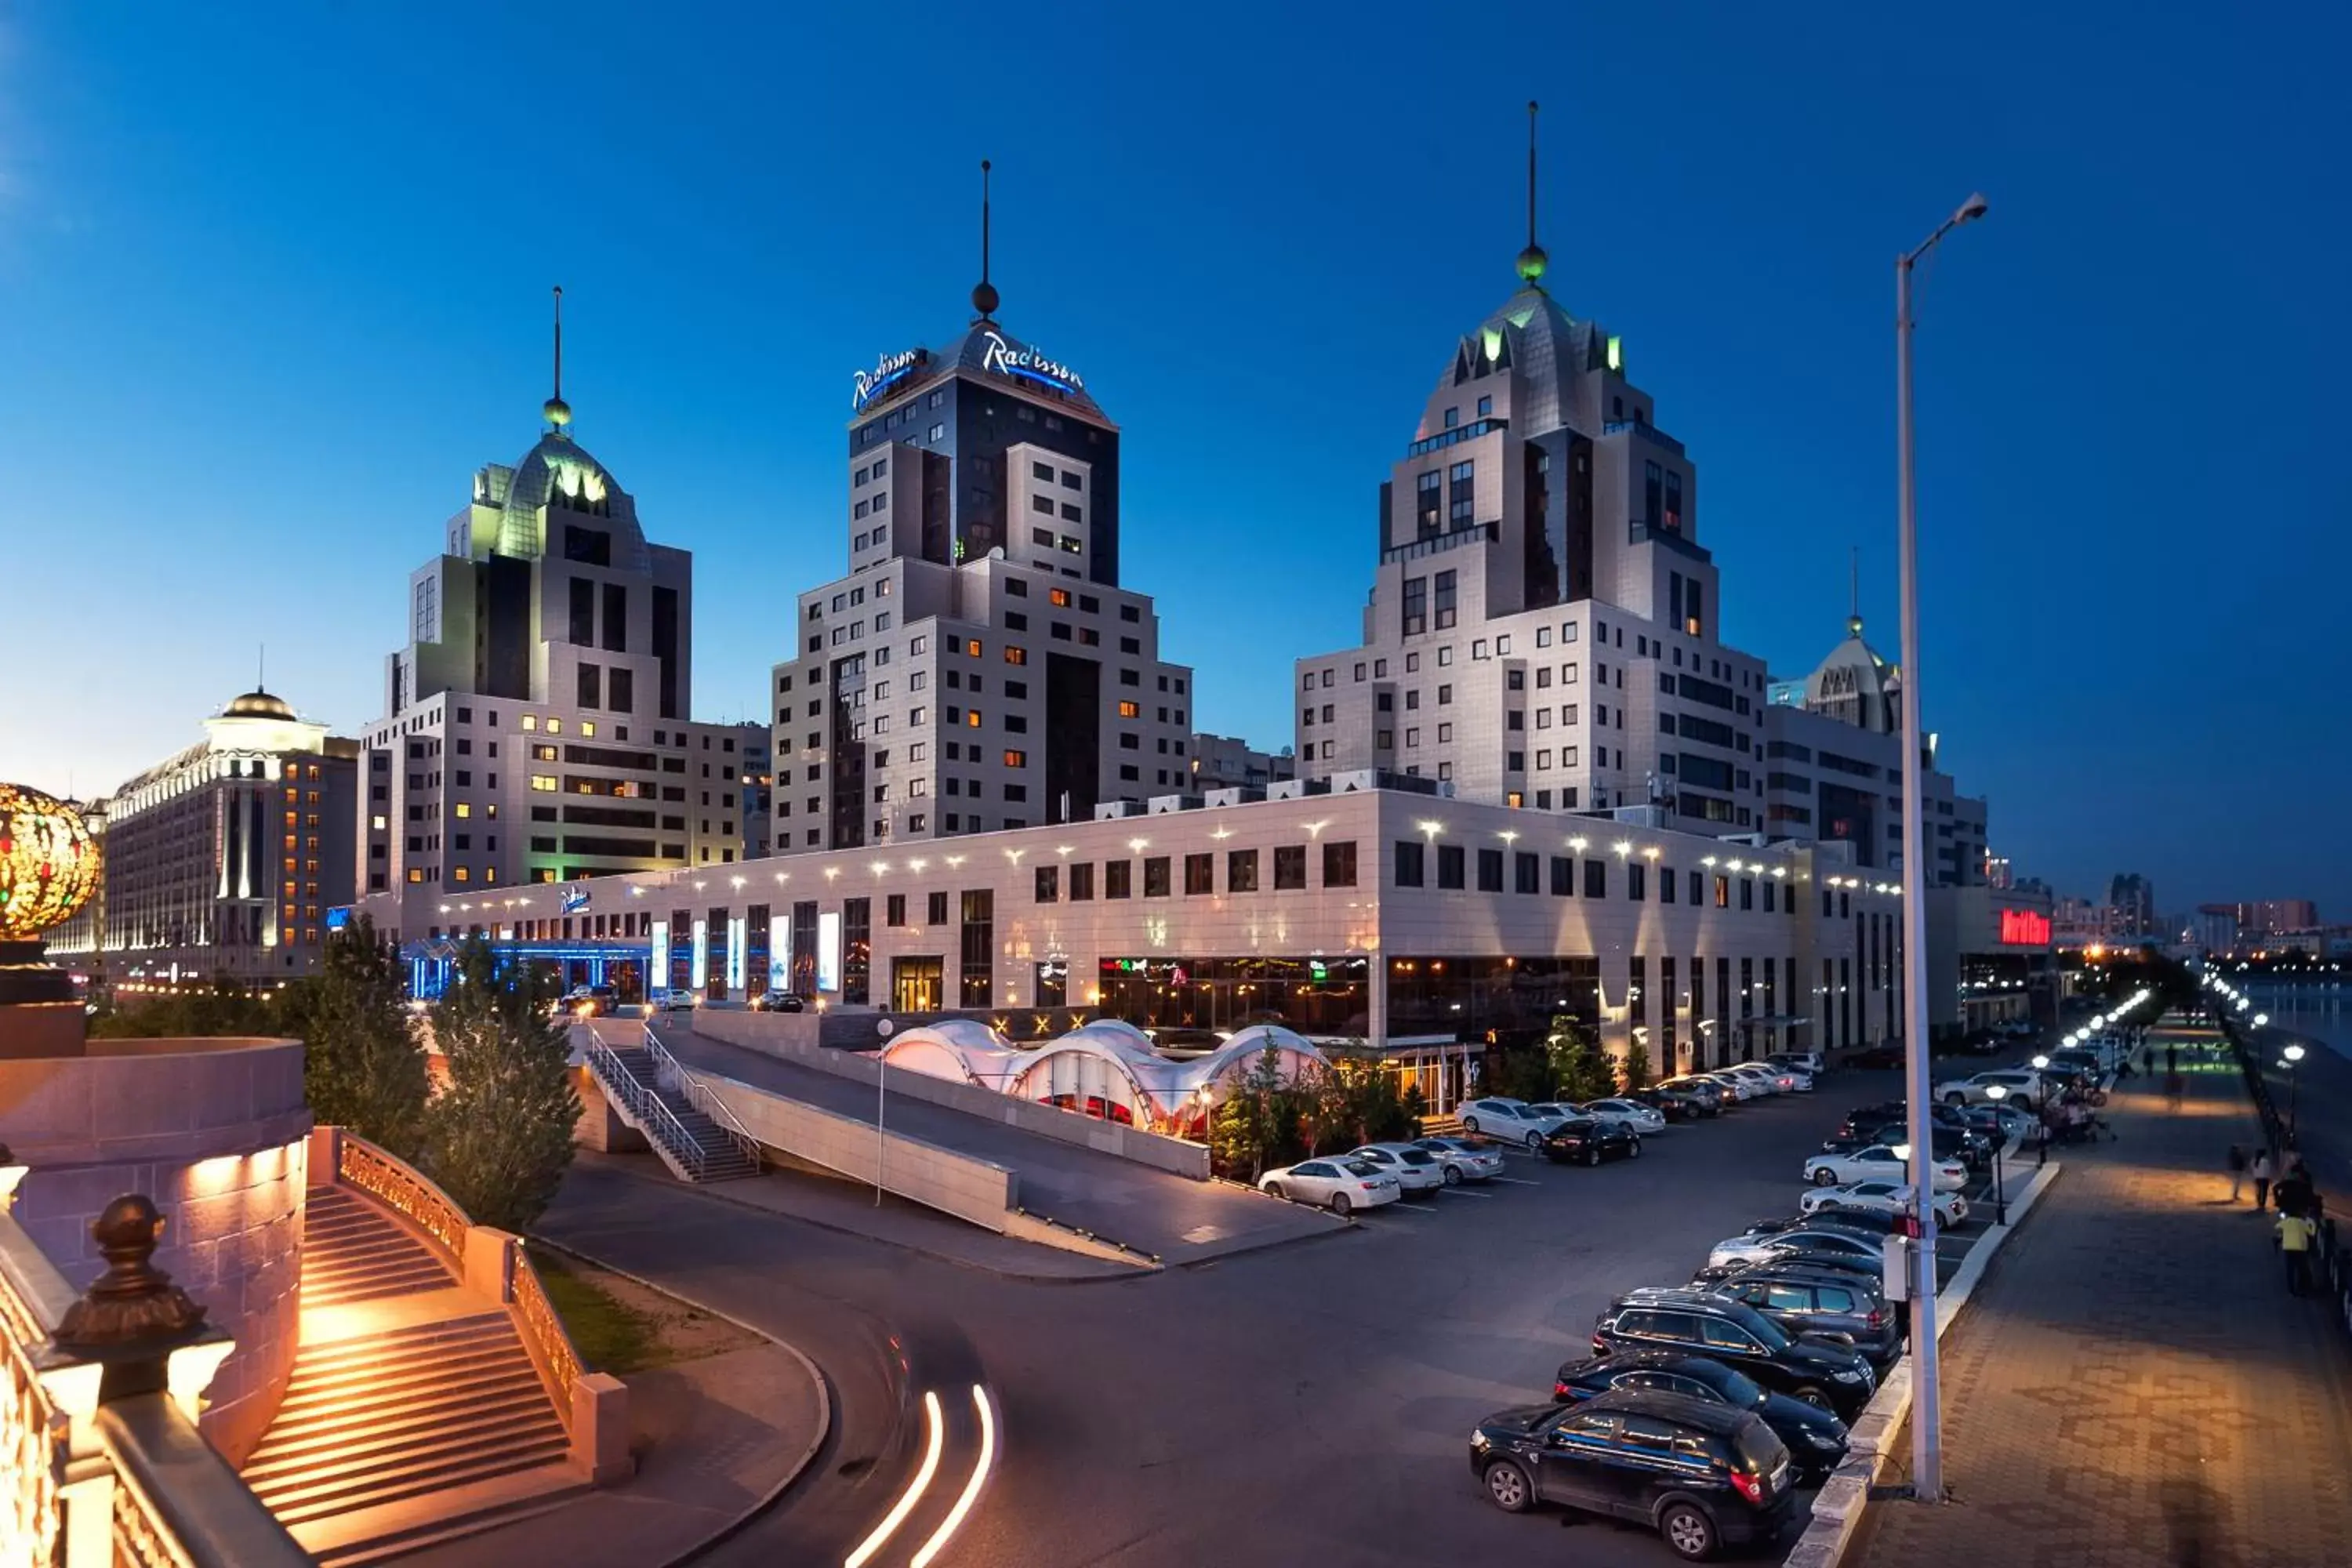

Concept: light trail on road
[[845, 1389, 943, 1568], [911, 1385, 998, 1568]]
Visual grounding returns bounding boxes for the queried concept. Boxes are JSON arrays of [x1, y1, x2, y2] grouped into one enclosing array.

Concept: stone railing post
[[463, 1225, 517, 1303], [571, 1372, 631, 1483]]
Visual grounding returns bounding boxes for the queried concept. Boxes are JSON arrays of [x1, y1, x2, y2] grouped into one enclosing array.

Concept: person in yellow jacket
[[2277, 1209, 2318, 1297]]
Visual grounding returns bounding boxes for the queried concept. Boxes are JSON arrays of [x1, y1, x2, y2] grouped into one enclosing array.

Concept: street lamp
[[874, 1016, 897, 1206], [2030, 1055, 2051, 1165], [1983, 1083, 2010, 1224], [2284, 1042, 2307, 1142]]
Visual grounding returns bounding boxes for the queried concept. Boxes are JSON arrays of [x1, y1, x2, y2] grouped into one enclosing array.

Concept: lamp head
[[2285, 1043, 2307, 1063], [1956, 192, 1990, 224]]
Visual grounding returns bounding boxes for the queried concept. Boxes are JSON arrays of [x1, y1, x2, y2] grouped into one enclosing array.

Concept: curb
[[524, 1235, 834, 1566], [1781, 1160, 2065, 1568]]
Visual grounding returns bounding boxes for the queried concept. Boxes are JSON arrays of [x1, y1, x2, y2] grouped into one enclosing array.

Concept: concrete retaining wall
[[688, 1067, 1019, 1232], [692, 1011, 1212, 1181], [1, 1036, 311, 1466]]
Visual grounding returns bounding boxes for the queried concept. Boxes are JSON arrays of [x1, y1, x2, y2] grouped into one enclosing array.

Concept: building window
[[1448, 460, 1475, 528], [1323, 840, 1357, 887], [1628, 863, 1647, 900], [1434, 569, 1457, 630], [1274, 845, 1308, 890], [1550, 855, 1573, 896], [1226, 848, 1258, 893], [1415, 470, 1441, 537], [886, 893, 906, 927], [1034, 866, 1059, 902], [1184, 852, 1214, 895], [1515, 852, 1540, 895], [1584, 858, 1607, 898], [960, 891, 993, 1007], [1393, 840, 1425, 887], [1105, 860, 1132, 899], [1144, 856, 1172, 898], [1401, 575, 1427, 636], [1436, 844, 1466, 890]]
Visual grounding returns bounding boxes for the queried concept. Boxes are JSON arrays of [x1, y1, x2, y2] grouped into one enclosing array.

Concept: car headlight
[[1832, 1368, 1864, 1382], [1470, 1430, 1491, 1449]]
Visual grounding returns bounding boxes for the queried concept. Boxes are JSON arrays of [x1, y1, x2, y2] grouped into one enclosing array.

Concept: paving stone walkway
[[1856, 1056, 2352, 1568]]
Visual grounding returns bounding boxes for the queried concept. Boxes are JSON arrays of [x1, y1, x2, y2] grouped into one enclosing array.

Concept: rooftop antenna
[[1515, 101, 1548, 287], [543, 285, 573, 434], [257, 643, 266, 693], [971, 160, 999, 321], [1848, 546, 1863, 637]]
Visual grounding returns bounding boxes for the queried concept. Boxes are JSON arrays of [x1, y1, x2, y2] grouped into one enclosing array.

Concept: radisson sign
[[851, 347, 927, 412], [980, 329, 1084, 396], [1998, 908, 2052, 946]]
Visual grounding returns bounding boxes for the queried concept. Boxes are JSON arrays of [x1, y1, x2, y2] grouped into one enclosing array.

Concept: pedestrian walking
[[2227, 1143, 2249, 1203], [2252, 1149, 2275, 1211], [2278, 1210, 2318, 1295]]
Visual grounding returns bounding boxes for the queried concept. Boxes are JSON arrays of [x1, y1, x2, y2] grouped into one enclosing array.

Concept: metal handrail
[[643, 1030, 763, 1171], [584, 1036, 708, 1181]]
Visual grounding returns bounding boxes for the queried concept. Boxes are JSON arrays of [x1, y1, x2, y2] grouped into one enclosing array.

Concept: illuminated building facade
[[774, 260, 1197, 851], [45, 690, 359, 985]]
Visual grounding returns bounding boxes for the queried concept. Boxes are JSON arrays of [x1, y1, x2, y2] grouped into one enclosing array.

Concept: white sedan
[[1730, 1062, 1803, 1095], [1933, 1069, 2045, 1109], [1697, 1072, 1760, 1102], [1258, 1158, 1400, 1215], [1458, 1098, 1569, 1150], [1410, 1136, 1507, 1184], [1708, 1225, 1892, 1271], [1802, 1179, 1969, 1229], [1348, 1143, 1446, 1194], [1804, 1143, 1969, 1192], [1576, 1098, 1668, 1135]]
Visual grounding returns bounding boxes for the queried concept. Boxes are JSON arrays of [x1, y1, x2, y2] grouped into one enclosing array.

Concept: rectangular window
[[885, 893, 906, 927], [1433, 569, 1457, 630], [1715, 876, 1731, 908], [1475, 848, 1504, 892], [1144, 856, 1172, 898], [1415, 470, 1442, 536], [1274, 845, 1308, 890], [1661, 866, 1677, 904], [1448, 459, 1475, 528], [1401, 575, 1427, 636], [1550, 855, 1573, 895], [1322, 840, 1357, 887], [1514, 851, 1540, 895], [1034, 865, 1059, 902], [1185, 852, 1215, 895], [960, 890, 993, 1007], [1584, 858, 1607, 898], [1069, 862, 1094, 900], [1226, 848, 1258, 893], [1436, 844, 1466, 890], [1629, 862, 1647, 900], [1394, 840, 1425, 887]]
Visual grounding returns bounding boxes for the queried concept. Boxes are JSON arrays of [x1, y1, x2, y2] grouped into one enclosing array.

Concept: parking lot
[[927, 1060, 2041, 1568]]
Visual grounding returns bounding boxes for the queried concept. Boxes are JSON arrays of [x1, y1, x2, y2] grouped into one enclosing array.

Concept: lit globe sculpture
[[1, 783, 99, 938], [1, 783, 99, 1056]]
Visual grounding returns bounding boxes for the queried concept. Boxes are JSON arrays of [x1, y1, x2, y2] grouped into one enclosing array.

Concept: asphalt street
[[539, 1066, 1958, 1568]]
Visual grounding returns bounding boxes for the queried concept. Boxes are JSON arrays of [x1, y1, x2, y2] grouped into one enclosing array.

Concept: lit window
[[546, 717, 563, 734], [371, 815, 387, 830], [1118, 701, 1140, 718], [531, 775, 557, 792], [521, 715, 539, 731], [1051, 589, 1072, 607], [967, 710, 982, 728], [581, 721, 596, 738], [1004, 750, 1027, 768], [453, 866, 470, 883], [455, 802, 471, 818]]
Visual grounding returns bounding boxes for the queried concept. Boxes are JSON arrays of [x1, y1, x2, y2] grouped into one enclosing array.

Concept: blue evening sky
[[2, 3, 2343, 917]]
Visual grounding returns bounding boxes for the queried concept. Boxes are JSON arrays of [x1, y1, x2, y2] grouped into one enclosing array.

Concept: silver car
[[1410, 1136, 1507, 1185], [1458, 1098, 1568, 1150], [1258, 1158, 1401, 1215], [1577, 1098, 1668, 1135], [1348, 1143, 1446, 1194]]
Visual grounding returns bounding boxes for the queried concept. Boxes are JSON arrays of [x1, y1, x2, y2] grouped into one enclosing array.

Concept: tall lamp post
[[2284, 1042, 2307, 1142], [2031, 1054, 2052, 1167], [1983, 1083, 2010, 1224], [1896, 188, 1988, 1506]]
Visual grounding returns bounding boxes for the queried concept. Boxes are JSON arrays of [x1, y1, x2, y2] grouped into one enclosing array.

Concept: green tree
[[1544, 1014, 1616, 1102], [302, 916, 429, 1158], [425, 935, 579, 1232], [1209, 1041, 1288, 1181], [1619, 1039, 1655, 1093]]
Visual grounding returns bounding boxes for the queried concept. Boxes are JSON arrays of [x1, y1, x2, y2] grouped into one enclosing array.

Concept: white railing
[[642, 1030, 763, 1173], [583, 1036, 713, 1181]]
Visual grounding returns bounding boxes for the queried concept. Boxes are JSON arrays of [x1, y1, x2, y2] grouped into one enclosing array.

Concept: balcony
[[1382, 521, 1497, 566], [1404, 418, 1507, 459], [1627, 520, 1712, 563]]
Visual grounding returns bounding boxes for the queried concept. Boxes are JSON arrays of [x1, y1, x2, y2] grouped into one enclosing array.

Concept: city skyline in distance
[[2, 4, 2344, 912]]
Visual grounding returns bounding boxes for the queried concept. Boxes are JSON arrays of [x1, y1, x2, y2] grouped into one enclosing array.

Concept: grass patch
[[528, 1246, 667, 1375]]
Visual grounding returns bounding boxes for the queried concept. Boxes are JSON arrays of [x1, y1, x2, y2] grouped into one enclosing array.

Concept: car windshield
[[1341, 1160, 1382, 1177]]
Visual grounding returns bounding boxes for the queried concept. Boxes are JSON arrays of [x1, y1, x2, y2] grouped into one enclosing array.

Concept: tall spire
[[543, 285, 572, 434], [1515, 100, 1549, 287], [1847, 546, 1864, 638], [971, 160, 1000, 321]]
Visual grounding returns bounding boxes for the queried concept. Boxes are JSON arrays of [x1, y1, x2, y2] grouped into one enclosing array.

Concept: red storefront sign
[[1999, 908, 2052, 946]]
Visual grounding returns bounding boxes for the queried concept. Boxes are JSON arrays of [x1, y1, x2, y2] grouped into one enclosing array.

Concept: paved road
[[543, 1071, 1908, 1568], [1856, 1053, 2352, 1568], [651, 1018, 1343, 1263]]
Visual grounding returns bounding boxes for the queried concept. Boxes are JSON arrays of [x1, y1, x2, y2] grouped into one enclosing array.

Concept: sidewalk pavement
[[1855, 1057, 2352, 1568], [394, 1333, 827, 1568]]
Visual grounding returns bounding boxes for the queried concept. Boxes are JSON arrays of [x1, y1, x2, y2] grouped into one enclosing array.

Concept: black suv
[[1551, 1351, 1850, 1482], [1705, 1265, 1903, 1373], [1593, 1289, 1878, 1417], [1543, 1116, 1641, 1167], [1470, 1388, 1798, 1560]]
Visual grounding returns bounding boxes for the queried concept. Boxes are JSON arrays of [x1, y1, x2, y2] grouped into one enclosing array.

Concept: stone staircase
[[242, 1186, 581, 1563], [591, 1041, 762, 1182]]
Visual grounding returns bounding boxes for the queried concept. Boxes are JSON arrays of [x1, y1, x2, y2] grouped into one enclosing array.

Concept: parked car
[[1864, 1122, 1991, 1171], [1705, 1265, 1902, 1372], [1549, 1351, 1851, 1482], [1955, 1102, 2036, 1145], [1707, 1225, 1891, 1274], [1737, 1211, 1900, 1240], [1410, 1135, 1506, 1185], [1459, 1098, 1569, 1150], [1767, 1051, 1826, 1078], [1632, 1086, 1711, 1121], [753, 989, 808, 1013], [1726, 1063, 1797, 1096], [554, 985, 620, 1018], [1845, 1044, 1905, 1069], [1660, 1076, 1731, 1112], [1469, 1388, 1800, 1559], [655, 990, 697, 1013], [1697, 1071, 1761, 1102], [1347, 1142, 1445, 1194], [1800, 1179, 1968, 1229], [1804, 1144, 1968, 1192], [1592, 1288, 1878, 1416], [1932, 1069, 2046, 1109], [1543, 1117, 1642, 1167], [1257, 1157, 1400, 1215], [1577, 1098, 1669, 1135]]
